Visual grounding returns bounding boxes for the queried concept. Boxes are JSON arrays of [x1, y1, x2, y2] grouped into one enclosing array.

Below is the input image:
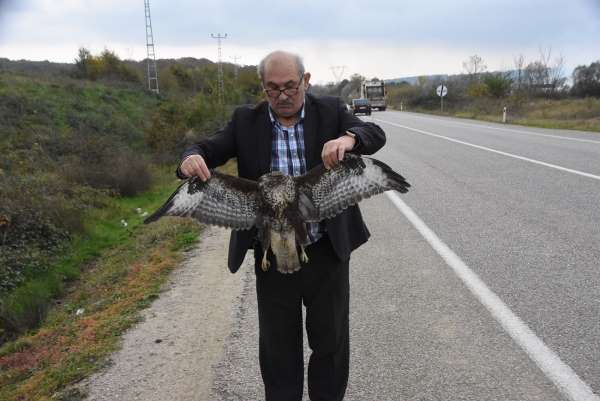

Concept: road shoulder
[[77, 226, 245, 401]]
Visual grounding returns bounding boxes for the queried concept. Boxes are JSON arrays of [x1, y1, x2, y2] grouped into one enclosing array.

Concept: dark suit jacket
[[176, 93, 386, 273]]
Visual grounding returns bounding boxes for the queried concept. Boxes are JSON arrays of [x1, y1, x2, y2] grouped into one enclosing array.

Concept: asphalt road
[[210, 111, 600, 401]]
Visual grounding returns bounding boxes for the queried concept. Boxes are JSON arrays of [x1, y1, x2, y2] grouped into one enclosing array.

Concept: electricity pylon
[[330, 65, 346, 83], [210, 33, 227, 107], [144, 0, 159, 94]]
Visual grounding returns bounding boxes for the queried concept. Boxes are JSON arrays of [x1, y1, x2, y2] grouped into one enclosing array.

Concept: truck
[[360, 80, 386, 111]]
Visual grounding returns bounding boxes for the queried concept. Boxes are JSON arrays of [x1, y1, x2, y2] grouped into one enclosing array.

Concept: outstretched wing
[[144, 171, 260, 230], [295, 154, 410, 222]]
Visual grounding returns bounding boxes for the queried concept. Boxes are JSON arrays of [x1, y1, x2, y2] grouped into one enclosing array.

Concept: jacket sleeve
[[336, 98, 386, 155], [175, 109, 239, 179]]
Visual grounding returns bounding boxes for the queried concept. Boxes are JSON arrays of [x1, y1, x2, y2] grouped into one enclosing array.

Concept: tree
[[72, 47, 139, 83], [483, 73, 512, 98], [74, 47, 91, 76], [571, 61, 600, 97], [523, 47, 567, 97], [340, 74, 365, 103], [462, 55, 487, 82], [74, 47, 100, 80], [513, 54, 526, 91]]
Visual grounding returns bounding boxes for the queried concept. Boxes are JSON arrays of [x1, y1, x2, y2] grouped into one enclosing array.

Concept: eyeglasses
[[263, 77, 304, 99]]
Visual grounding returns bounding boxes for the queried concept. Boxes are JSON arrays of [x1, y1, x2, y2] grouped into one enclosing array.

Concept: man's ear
[[303, 72, 311, 88]]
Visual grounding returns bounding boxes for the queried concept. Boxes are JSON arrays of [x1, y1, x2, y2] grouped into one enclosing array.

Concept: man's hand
[[180, 154, 211, 181], [321, 135, 356, 169]]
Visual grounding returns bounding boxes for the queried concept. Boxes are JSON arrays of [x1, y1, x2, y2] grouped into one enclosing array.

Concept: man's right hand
[[180, 154, 211, 181]]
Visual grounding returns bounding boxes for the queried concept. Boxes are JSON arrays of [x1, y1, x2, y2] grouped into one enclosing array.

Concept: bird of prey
[[144, 154, 410, 273]]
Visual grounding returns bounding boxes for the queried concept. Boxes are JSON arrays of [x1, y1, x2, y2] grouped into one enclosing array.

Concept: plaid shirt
[[268, 103, 322, 245]]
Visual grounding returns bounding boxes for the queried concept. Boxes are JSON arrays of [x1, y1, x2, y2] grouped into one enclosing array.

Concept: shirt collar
[[268, 99, 306, 126]]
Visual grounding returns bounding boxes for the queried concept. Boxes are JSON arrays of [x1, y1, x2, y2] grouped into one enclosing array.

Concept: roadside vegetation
[[313, 51, 600, 132], [0, 48, 259, 400]]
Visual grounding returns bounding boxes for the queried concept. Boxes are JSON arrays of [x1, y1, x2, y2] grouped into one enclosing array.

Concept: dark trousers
[[254, 235, 350, 401]]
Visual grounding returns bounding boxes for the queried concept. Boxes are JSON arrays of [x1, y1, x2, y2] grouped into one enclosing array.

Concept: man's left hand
[[321, 135, 356, 169]]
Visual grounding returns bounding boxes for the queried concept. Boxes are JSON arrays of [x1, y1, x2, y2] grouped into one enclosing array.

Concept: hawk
[[144, 154, 410, 273]]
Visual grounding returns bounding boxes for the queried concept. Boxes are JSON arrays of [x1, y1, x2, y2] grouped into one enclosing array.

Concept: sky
[[1, 0, 599, 84]]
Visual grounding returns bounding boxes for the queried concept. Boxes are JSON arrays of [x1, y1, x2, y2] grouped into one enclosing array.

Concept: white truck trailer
[[360, 80, 387, 111]]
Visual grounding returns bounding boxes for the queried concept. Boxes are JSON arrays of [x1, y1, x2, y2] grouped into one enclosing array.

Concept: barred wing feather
[[144, 171, 259, 230], [295, 154, 410, 222]]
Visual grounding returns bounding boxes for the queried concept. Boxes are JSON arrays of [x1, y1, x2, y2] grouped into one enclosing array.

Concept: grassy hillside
[[1, 48, 259, 400], [0, 170, 201, 401], [0, 64, 232, 340], [0, 58, 250, 399], [1, 71, 160, 321]]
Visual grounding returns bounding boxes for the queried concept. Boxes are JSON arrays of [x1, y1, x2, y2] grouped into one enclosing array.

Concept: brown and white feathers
[[144, 154, 410, 273]]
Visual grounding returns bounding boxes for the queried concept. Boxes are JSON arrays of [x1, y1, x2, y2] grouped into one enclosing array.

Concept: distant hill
[[0, 58, 74, 76], [124, 57, 218, 71], [384, 74, 449, 85], [0, 56, 226, 77], [385, 68, 573, 86]]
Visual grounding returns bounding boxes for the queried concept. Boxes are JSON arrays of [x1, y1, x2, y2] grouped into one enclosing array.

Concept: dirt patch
[[75, 226, 247, 401]]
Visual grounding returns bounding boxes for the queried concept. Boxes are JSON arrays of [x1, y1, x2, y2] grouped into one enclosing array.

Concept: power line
[[143, 0, 159, 94]]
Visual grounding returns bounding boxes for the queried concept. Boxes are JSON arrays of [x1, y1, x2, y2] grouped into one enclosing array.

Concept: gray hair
[[257, 50, 305, 82]]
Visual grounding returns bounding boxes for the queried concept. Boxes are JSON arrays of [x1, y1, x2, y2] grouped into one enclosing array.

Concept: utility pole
[[210, 33, 227, 108], [144, 0, 159, 94]]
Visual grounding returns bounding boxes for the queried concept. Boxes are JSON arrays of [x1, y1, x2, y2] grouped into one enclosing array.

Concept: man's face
[[262, 57, 311, 118]]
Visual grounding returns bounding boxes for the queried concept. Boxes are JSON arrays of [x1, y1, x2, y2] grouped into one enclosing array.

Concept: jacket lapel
[[255, 102, 273, 176], [303, 95, 320, 168]]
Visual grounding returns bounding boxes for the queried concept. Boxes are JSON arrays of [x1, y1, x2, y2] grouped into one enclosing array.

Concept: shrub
[[60, 137, 153, 197], [0, 173, 102, 293], [144, 100, 189, 162], [73, 47, 142, 84], [466, 82, 489, 98], [484, 73, 512, 98]]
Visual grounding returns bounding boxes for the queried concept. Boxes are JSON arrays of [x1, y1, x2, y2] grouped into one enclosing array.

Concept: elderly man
[[177, 50, 386, 401]]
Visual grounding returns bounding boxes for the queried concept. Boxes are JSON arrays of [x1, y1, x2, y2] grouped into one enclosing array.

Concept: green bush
[[0, 173, 104, 293], [484, 73, 513, 98], [73, 47, 142, 84]]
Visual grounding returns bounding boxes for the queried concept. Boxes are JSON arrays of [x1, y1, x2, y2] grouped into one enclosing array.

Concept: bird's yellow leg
[[261, 249, 270, 271], [300, 245, 309, 264]]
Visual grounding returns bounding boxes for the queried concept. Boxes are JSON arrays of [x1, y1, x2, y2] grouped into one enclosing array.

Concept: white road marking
[[373, 118, 600, 181], [383, 112, 600, 145], [385, 191, 600, 401]]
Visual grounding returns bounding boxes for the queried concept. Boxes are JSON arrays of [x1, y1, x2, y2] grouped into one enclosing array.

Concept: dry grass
[[423, 97, 600, 133], [0, 217, 200, 401]]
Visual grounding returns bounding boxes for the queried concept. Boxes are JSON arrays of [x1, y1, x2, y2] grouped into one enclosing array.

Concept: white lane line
[[385, 191, 600, 401], [385, 112, 600, 145], [373, 118, 600, 181]]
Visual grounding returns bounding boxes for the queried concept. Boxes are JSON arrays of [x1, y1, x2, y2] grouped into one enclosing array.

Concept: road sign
[[436, 84, 448, 97]]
